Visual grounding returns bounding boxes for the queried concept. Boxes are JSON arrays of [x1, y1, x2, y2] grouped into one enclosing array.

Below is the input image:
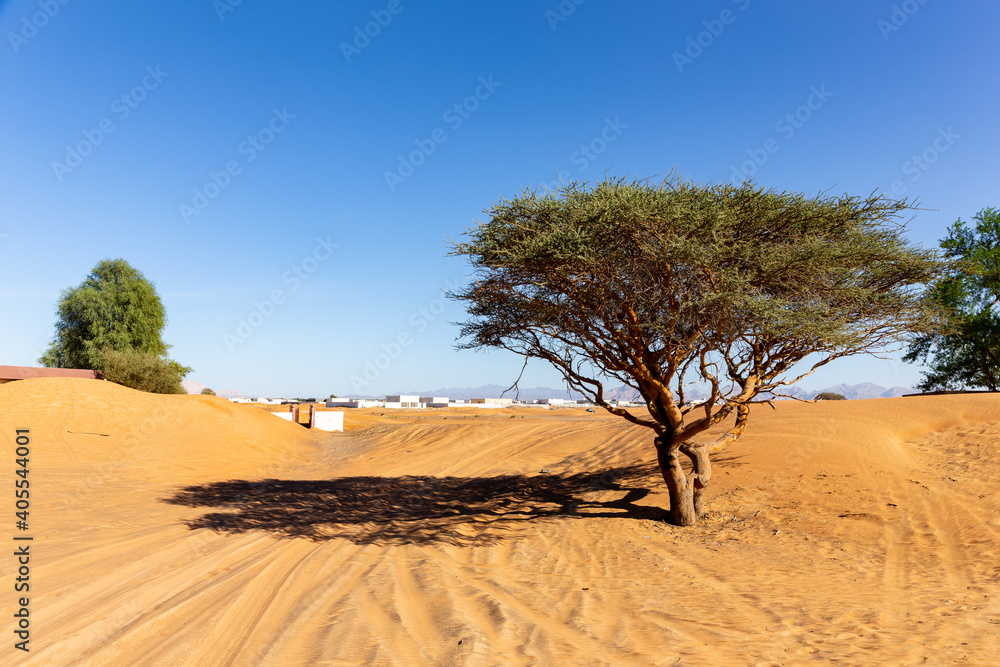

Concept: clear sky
[[1, 1, 997, 397]]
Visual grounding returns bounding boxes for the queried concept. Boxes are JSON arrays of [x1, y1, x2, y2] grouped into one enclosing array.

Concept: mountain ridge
[[400, 382, 916, 402], [208, 383, 916, 402]]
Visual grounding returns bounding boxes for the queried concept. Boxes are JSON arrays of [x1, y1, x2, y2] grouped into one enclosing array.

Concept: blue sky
[[1, 0, 997, 397]]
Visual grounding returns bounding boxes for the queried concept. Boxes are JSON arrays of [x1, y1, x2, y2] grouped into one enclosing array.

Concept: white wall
[[313, 412, 344, 432]]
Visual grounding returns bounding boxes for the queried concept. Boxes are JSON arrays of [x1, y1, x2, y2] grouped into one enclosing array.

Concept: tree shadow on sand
[[163, 463, 670, 546]]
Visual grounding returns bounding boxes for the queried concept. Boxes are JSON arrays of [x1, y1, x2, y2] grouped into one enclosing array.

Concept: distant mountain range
[[215, 388, 247, 398], [196, 382, 915, 401], [405, 384, 584, 402], [773, 383, 915, 401], [181, 382, 246, 398], [181, 380, 206, 395], [604, 382, 915, 402], [406, 382, 916, 402]]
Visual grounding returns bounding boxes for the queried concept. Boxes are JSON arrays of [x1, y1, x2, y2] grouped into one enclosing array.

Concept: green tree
[[201, 388, 217, 396], [449, 178, 945, 525], [167, 359, 194, 382], [97, 348, 186, 394], [40, 259, 191, 393], [904, 207, 1000, 391]]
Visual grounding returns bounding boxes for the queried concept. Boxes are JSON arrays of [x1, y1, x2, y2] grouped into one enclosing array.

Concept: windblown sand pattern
[[2, 378, 998, 665]]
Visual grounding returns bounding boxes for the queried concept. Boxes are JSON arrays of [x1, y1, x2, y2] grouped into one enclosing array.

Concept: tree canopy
[[904, 207, 1000, 391], [449, 177, 945, 525], [97, 348, 187, 394], [40, 258, 190, 393]]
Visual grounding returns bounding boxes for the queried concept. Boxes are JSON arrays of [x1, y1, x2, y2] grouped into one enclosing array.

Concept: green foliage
[[451, 176, 948, 524], [97, 348, 185, 394], [904, 207, 1000, 391], [451, 178, 944, 421], [167, 359, 194, 381], [40, 259, 171, 369], [40, 258, 192, 394], [201, 388, 216, 395], [814, 392, 846, 401]]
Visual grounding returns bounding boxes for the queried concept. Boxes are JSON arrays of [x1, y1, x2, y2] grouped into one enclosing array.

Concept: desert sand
[[1, 377, 999, 665]]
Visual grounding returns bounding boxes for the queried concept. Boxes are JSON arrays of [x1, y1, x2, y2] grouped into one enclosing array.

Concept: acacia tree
[[449, 178, 944, 526], [904, 207, 1000, 391], [40, 259, 191, 393]]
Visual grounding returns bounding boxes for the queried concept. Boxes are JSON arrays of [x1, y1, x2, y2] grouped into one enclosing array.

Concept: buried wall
[[271, 407, 344, 432]]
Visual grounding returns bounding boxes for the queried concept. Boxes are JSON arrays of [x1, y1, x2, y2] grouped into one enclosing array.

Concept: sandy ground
[[1, 377, 999, 666]]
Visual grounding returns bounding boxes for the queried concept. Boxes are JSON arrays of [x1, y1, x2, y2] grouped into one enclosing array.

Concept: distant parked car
[[585, 408, 595, 413]]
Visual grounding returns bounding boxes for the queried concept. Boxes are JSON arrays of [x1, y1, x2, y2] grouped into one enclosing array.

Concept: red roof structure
[[0, 366, 100, 383]]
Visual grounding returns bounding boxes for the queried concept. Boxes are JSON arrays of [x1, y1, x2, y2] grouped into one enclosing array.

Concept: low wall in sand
[[271, 407, 344, 432]]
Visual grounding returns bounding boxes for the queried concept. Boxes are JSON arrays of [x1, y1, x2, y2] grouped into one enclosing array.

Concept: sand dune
[[2, 378, 999, 665]]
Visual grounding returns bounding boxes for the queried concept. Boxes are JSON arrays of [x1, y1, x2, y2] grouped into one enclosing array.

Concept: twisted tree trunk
[[653, 435, 690, 525], [682, 442, 712, 518], [654, 435, 713, 526]]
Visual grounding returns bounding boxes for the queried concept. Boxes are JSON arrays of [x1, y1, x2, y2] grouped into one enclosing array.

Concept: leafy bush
[[97, 348, 186, 394], [814, 392, 846, 401], [201, 388, 216, 395], [40, 259, 172, 369], [904, 207, 1000, 391]]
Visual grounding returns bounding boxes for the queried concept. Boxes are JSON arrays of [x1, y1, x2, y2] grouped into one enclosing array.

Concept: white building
[[420, 396, 450, 408], [385, 394, 421, 409], [325, 398, 383, 409], [326, 397, 354, 407], [471, 397, 514, 405], [228, 397, 285, 405]]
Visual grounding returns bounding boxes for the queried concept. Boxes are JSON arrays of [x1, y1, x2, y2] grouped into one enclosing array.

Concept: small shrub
[[97, 348, 186, 394], [814, 392, 846, 401], [201, 388, 216, 395]]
